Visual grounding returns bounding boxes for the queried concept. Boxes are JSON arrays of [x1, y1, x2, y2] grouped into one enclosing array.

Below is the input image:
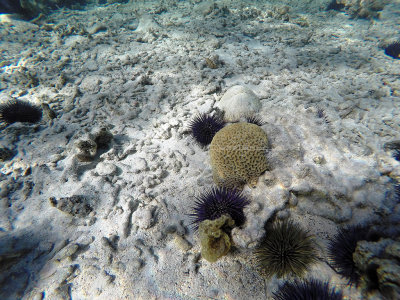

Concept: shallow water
[[0, 1, 399, 299]]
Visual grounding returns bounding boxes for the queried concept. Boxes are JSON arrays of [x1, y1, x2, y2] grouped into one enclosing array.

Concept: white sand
[[0, 0, 399, 299]]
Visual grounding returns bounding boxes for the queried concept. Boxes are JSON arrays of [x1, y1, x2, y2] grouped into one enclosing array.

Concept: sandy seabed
[[0, 0, 400, 299]]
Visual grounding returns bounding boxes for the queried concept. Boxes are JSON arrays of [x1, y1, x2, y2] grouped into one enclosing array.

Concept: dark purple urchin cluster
[[273, 279, 343, 300], [189, 187, 250, 229], [327, 224, 369, 286], [0, 100, 42, 125], [188, 113, 225, 147], [384, 42, 400, 59]]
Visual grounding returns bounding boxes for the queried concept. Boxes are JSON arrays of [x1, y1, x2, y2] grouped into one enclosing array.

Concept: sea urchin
[[255, 220, 317, 278], [0, 100, 42, 125], [189, 187, 249, 229], [384, 42, 400, 59], [188, 113, 225, 147], [273, 279, 343, 300], [327, 224, 369, 286]]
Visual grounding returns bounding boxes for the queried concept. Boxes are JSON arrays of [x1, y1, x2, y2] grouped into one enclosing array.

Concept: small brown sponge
[[210, 123, 268, 189], [199, 214, 235, 263]]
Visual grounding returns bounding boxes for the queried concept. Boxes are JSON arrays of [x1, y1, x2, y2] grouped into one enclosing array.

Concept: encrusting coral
[[198, 214, 235, 263], [210, 122, 269, 189]]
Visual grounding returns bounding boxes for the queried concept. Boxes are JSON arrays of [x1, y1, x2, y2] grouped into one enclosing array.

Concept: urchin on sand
[[0, 1, 400, 299]]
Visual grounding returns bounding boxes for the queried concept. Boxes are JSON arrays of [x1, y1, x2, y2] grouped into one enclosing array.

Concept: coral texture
[[210, 123, 268, 189], [198, 214, 234, 263]]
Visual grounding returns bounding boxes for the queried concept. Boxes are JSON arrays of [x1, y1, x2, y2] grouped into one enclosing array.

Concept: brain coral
[[210, 122, 269, 189]]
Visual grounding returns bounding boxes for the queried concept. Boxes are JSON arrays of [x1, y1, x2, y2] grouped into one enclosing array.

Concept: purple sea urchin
[[273, 279, 343, 300], [384, 42, 400, 59], [188, 113, 225, 147], [189, 187, 249, 229], [327, 225, 369, 285], [0, 100, 42, 125], [255, 220, 317, 278]]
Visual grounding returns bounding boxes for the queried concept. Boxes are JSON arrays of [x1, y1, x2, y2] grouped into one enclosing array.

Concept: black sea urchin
[[273, 279, 343, 300], [189, 187, 249, 229], [384, 42, 400, 59], [327, 225, 369, 286], [245, 114, 265, 126], [0, 100, 42, 125], [255, 220, 317, 278], [188, 113, 225, 147]]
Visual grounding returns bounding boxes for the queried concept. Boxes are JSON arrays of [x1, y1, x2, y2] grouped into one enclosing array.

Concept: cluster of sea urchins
[[0, 99, 42, 125]]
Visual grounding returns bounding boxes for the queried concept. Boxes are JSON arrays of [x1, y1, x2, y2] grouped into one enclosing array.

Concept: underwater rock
[[216, 85, 261, 122], [198, 214, 235, 263], [210, 123, 269, 189], [93, 127, 113, 149], [132, 206, 156, 229], [75, 138, 97, 162], [49, 195, 93, 217], [95, 162, 117, 177], [15, 0, 88, 18], [135, 14, 161, 33], [0, 147, 15, 162], [41, 103, 57, 120], [353, 238, 400, 299], [343, 0, 386, 19]]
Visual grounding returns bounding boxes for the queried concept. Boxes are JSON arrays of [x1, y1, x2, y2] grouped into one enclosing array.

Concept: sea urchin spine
[[245, 114, 265, 126]]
